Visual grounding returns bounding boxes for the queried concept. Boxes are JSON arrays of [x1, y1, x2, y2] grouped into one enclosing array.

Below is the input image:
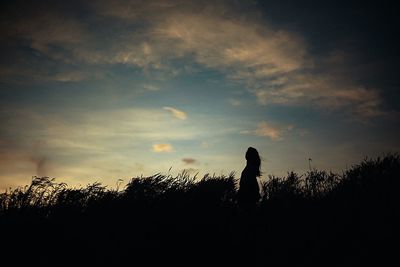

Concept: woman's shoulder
[[241, 166, 256, 176], [241, 165, 249, 172]]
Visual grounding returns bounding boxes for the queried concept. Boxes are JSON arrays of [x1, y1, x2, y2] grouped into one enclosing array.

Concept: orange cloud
[[241, 121, 294, 141], [152, 143, 174, 152]]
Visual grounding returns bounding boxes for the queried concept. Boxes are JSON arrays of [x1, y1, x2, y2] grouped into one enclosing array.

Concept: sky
[[1, 0, 399, 191]]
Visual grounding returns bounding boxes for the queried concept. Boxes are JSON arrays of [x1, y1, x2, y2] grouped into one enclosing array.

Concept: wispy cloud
[[156, 12, 383, 118], [1, 0, 384, 118], [143, 84, 160, 91], [228, 99, 242, 106], [241, 121, 294, 141], [152, 143, 174, 153], [163, 106, 187, 120]]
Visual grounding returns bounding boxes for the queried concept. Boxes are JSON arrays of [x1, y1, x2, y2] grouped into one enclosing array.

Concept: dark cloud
[[257, 0, 400, 110], [182, 158, 197, 165]]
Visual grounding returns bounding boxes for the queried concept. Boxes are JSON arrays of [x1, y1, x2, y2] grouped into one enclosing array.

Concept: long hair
[[245, 147, 261, 177]]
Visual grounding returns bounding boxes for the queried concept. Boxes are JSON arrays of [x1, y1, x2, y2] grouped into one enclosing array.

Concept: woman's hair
[[245, 147, 261, 177]]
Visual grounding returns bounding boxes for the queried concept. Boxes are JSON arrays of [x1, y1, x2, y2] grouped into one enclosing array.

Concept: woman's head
[[245, 147, 261, 176]]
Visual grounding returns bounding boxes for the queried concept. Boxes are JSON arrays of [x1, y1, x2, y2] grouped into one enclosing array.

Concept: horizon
[[1, 0, 400, 191]]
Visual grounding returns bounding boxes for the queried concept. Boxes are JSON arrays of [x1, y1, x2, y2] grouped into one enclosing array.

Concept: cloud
[[143, 84, 160, 91], [251, 72, 384, 118], [152, 143, 174, 153], [228, 99, 242, 106], [0, 106, 204, 186], [162, 14, 306, 72], [115, 6, 382, 117], [163, 106, 187, 120], [241, 121, 294, 141], [182, 158, 197, 165], [0, 105, 244, 189], [156, 12, 383, 118], [1, 0, 384, 118], [7, 11, 88, 60], [92, 0, 180, 20]]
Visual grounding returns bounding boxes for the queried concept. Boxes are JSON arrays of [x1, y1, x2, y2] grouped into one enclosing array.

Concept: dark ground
[[1, 155, 399, 266]]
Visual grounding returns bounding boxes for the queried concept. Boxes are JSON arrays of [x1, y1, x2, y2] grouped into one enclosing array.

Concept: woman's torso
[[239, 166, 260, 194]]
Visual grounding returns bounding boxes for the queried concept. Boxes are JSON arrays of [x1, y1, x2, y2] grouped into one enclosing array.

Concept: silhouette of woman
[[238, 147, 261, 211]]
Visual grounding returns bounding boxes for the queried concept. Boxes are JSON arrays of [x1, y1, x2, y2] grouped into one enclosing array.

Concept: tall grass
[[0, 154, 398, 266]]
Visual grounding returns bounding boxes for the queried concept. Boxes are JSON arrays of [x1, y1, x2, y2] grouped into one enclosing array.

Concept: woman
[[238, 147, 261, 211]]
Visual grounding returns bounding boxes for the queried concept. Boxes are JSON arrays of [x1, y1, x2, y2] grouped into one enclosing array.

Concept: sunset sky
[[1, 0, 399, 190]]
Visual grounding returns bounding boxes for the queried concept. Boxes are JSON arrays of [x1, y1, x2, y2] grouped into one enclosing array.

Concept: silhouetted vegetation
[[1, 154, 399, 266]]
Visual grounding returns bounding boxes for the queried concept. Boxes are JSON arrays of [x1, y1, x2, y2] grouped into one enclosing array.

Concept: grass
[[0, 154, 399, 266]]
